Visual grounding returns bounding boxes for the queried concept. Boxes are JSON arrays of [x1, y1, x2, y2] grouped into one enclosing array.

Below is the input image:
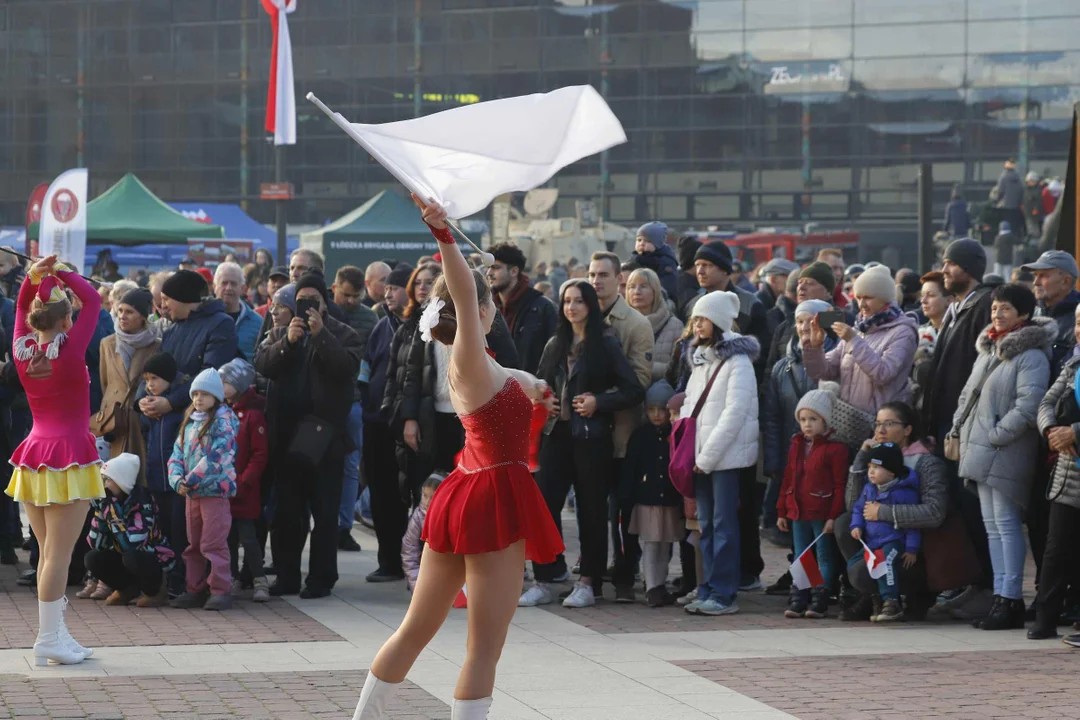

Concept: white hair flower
[[419, 297, 446, 343]]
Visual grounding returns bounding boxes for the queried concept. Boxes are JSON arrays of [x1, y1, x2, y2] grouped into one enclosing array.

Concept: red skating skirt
[[421, 461, 564, 563]]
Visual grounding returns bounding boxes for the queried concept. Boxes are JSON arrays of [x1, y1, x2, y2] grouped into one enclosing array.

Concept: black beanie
[[867, 442, 905, 478], [294, 272, 330, 306], [798, 261, 837, 295], [119, 288, 153, 318], [161, 270, 207, 304], [991, 282, 1037, 320], [386, 263, 414, 289], [677, 235, 702, 271], [143, 352, 178, 384], [694, 241, 734, 274], [943, 238, 987, 282]]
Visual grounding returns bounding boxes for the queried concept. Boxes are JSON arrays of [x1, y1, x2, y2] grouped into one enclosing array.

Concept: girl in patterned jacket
[[167, 368, 239, 611]]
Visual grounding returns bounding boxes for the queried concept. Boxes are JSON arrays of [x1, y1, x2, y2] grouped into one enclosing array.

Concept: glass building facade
[[1, 0, 1078, 230]]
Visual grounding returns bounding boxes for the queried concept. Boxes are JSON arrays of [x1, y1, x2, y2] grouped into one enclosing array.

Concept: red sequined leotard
[[422, 374, 564, 562]]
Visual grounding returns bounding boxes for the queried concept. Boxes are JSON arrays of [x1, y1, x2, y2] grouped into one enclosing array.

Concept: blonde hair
[[27, 296, 72, 332], [428, 270, 492, 345], [626, 268, 665, 315], [180, 398, 222, 444]]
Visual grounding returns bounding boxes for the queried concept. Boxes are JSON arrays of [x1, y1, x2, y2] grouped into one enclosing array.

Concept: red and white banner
[[860, 540, 889, 580], [261, 0, 297, 146], [25, 182, 49, 258], [39, 169, 88, 274], [789, 537, 825, 590]]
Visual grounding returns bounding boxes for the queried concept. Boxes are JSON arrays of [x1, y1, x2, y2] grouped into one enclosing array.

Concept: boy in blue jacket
[[850, 442, 920, 623], [138, 352, 188, 596], [631, 222, 679, 301]]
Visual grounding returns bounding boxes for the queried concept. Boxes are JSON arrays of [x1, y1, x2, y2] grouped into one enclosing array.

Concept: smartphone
[[815, 310, 844, 329], [295, 298, 320, 327]]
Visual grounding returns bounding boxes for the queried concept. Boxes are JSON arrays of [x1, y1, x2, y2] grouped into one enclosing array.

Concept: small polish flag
[[453, 585, 468, 609], [789, 545, 824, 590], [860, 540, 889, 579]]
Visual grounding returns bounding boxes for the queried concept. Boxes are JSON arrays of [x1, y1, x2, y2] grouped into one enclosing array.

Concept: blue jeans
[[874, 540, 904, 600], [695, 470, 740, 604], [791, 519, 838, 590], [977, 482, 1025, 600], [338, 401, 364, 531]]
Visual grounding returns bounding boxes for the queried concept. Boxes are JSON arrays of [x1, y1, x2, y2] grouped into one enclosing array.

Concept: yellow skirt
[[5, 464, 104, 506]]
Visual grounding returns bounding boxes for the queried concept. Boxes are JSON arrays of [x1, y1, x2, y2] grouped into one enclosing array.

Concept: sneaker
[[252, 577, 271, 603], [562, 582, 596, 608], [785, 589, 809, 619], [696, 598, 740, 616], [204, 593, 233, 611], [552, 569, 571, 583], [874, 598, 904, 622], [89, 580, 113, 600], [16, 569, 36, 587], [677, 588, 699, 606], [684, 599, 705, 615], [518, 583, 555, 607], [75, 578, 98, 599], [739, 575, 763, 592], [614, 586, 636, 604], [170, 590, 210, 609]]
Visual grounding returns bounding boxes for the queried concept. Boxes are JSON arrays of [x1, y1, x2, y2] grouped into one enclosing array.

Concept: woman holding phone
[[803, 265, 918, 416]]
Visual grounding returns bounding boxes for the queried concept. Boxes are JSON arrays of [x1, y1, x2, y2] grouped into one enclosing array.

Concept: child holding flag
[[850, 442, 920, 622], [776, 386, 848, 619]]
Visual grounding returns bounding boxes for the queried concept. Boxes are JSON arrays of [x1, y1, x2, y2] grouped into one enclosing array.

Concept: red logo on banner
[[51, 190, 79, 223]]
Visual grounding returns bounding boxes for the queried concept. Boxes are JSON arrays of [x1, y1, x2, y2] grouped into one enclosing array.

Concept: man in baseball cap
[[756, 258, 799, 312], [1022, 250, 1080, 377]]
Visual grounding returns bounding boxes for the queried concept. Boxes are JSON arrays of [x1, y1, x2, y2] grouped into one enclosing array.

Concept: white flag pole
[[305, 92, 494, 265]]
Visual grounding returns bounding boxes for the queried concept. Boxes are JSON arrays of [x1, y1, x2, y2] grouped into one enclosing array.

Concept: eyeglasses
[[873, 421, 905, 430]]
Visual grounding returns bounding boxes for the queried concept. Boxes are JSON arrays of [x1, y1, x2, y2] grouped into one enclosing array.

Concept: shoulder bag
[[669, 360, 725, 498], [944, 358, 1001, 462]]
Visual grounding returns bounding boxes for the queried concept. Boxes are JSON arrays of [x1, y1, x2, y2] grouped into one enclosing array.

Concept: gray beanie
[[943, 238, 987, 281], [218, 358, 256, 396], [190, 367, 225, 403], [646, 380, 675, 408], [795, 382, 839, 428]]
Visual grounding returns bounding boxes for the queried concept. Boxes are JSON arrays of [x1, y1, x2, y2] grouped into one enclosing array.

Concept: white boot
[[58, 597, 93, 659], [33, 598, 85, 667], [452, 697, 493, 719], [352, 672, 400, 719]]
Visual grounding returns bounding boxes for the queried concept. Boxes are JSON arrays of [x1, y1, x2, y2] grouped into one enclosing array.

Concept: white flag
[[315, 85, 626, 219], [39, 168, 88, 274]]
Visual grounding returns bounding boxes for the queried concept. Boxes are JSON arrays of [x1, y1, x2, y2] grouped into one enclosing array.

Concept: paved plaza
[[1, 517, 1078, 719]]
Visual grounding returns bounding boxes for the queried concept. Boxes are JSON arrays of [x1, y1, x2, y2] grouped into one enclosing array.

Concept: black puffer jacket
[[382, 315, 420, 427]]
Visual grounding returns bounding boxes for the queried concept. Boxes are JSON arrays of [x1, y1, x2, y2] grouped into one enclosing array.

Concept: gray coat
[[955, 317, 1055, 509], [1037, 353, 1080, 509], [846, 443, 948, 529]]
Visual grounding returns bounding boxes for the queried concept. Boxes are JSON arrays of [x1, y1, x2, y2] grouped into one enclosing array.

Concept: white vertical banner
[[38, 168, 88, 274]]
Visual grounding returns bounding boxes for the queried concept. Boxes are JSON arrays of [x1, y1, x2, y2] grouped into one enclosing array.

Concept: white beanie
[[795, 299, 832, 318], [102, 453, 140, 495], [852, 265, 896, 304], [691, 291, 741, 333], [796, 382, 839, 428], [190, 367, 226, 403]]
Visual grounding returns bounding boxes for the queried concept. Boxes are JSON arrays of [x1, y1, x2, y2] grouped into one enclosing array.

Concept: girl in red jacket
[[218, 359, 270, 602], [777, 386, 848, 619]]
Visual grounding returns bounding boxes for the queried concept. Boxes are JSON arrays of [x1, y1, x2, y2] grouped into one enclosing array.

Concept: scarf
[[854, 303, 902, 334], [495, 274, 531, 333], [986, 320, 1028, 345], [114, 324, 159, 371], [647, 304, 671, 339]]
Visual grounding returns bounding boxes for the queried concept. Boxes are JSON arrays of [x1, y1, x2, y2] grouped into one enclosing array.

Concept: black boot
[[766, 571, 793, 596], [1028, 606, 1060, 640], [980, 596, 1018, 630], [804, 587, 830, 619], [840, 592, 873, 622], [838, 572, 859, 609], [784, 588, 809, 618], [972, 595, 1003, 629]]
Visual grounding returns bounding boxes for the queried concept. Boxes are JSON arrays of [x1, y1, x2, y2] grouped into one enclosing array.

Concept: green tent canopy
[[28, 173, 224, 244]]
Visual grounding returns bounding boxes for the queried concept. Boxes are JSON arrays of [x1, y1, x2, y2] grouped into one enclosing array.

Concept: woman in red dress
[[352, 198, 563, 720]]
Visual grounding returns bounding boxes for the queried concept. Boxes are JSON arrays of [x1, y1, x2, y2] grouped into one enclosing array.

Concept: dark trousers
[[271, 451, 344, 591], [152, 490, 188, 594], [1034, 502, 1080, 626], [364, 421, 407, 575], [84, 548, 164, 596], [1027, 462, 1052, 587], [532, 422, 612, 587], [738, 466, 764, 579], [678, 534, 697, 590], [610, 458, 640, 588], [229, 518, 264, 582]]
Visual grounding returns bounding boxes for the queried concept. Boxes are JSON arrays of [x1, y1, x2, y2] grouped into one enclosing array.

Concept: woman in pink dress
[[351, 199, 563, 720], [5, 255, 105, 666]]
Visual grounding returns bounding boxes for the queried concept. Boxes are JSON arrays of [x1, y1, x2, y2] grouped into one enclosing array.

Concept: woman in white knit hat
[[679, 291, 760, 617], [803, 265, 918, 417]]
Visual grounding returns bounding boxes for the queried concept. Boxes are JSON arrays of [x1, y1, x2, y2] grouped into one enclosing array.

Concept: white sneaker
[[562, 582, 596, 608], [518, 583, 555, 607], [677, 588, 698, 606]]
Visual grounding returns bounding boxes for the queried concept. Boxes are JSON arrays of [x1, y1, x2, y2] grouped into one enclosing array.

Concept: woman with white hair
[[626, 267, 684, 382]]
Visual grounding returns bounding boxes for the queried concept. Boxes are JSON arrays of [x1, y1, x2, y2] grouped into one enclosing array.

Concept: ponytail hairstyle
[[27, 294, 73, 332], [179, 397, 224, 445], [427, 269, 493, 345]]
